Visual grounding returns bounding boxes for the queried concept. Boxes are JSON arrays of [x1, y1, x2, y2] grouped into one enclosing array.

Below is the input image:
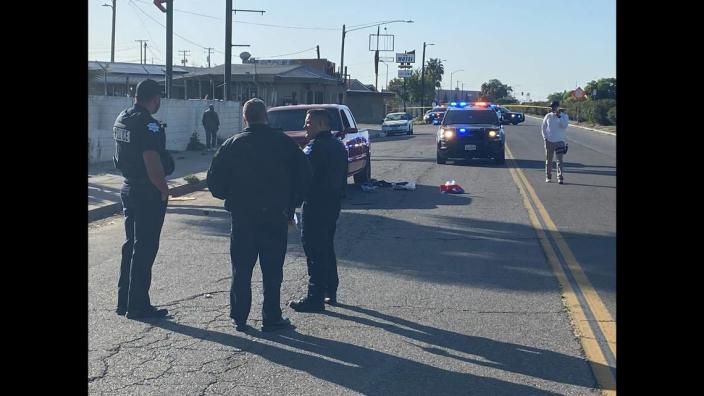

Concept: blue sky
[[88, 0, 615, 101]]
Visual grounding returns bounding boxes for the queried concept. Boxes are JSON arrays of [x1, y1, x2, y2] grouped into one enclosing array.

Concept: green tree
[[584, 78, 616, 100], [425, 58, 445, 89], [495, 97, 519, 104], [480, 79, 513, 102], [547, 91, 564, 102]]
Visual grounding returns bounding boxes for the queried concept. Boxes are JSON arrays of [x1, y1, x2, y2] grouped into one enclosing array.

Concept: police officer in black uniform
[[113, 79, 174, 319], [207, 98, 312, 332], [289, 109, 348, 312]]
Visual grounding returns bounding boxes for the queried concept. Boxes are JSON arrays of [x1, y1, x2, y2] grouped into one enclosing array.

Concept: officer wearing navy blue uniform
[[289, 109, 348, 312], [207, 98, 312, 332], [113, 79, 174, 319]]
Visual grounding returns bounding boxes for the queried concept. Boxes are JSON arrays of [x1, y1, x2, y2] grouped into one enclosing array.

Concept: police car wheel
[[436, 153, 446, 165], [494, 151, 506, 164]]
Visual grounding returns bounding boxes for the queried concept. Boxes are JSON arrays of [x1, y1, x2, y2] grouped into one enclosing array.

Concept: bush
[[186, 131, 206, 151], [607, 107, 616, 125], [184, 175, 200, 184]]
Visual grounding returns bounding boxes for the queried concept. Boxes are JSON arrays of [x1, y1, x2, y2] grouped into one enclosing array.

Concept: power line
[[128, 0, 163, 56], [259, 46, 317, 59], [128, 0, 210, 50], [231, 20, 337, 30], [132, 0, 336, 29]]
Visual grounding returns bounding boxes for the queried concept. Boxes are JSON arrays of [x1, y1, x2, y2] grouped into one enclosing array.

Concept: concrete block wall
[[88, 96, 242, 164]]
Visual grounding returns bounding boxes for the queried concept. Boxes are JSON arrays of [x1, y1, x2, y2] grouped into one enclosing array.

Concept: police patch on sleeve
[[113, 127, 131, 142], [303, 144, 312, 155], [147, 122, 160, 133]]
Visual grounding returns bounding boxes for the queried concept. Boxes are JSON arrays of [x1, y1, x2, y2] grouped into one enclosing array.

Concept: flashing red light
[[473, 101, 488, 107]]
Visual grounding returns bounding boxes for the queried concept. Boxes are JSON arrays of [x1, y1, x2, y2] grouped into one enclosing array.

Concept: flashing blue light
[[459, 102, 467, 106], [459, 128, 467, 132], [450, 102, 457, 106]]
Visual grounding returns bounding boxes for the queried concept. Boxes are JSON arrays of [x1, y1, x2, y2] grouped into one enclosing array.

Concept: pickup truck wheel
[[354, 154, 372, 184]]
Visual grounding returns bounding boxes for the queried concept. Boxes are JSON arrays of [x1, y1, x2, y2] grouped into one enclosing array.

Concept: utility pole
[[152, 0, 172, 96], [178, 50, 191, 66], [135, 40, 148, 64], [205, 47, 214, 68], [102, 1, 117, 63], [374, 25, 380, 91], [225, 1, 264, 101], [340, 24, 346, 80], [143, 42, 148, 65], [166, 0, 172, 97], [420, 42, 434, 111], [316, 45, 320, 59]]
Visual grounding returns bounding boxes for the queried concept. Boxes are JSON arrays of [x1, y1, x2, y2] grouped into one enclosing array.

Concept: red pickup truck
[[267, 104, 371, 184]]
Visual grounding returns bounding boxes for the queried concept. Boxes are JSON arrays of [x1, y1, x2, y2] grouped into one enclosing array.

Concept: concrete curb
[[524, 114, 616, 136], [88, 170, 209, 222], [89, 128, 383, 223]]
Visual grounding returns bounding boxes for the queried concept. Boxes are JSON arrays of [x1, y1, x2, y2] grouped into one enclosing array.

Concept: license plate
[[465, 145, 476, 151]]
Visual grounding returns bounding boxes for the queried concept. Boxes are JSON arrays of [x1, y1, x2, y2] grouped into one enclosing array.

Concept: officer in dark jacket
[[113, 79, 174, 319], [289, 109, 349, 312], [207, 98, 312, 332], [202, 104, 220, 149]]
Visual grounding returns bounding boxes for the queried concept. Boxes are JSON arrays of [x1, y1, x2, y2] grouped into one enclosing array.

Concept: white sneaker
[[545, 178, 551, 183]]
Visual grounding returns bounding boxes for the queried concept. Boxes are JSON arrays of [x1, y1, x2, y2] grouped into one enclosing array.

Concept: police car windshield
[[443, 110, 499, 125], [268, 109, 342, 131]]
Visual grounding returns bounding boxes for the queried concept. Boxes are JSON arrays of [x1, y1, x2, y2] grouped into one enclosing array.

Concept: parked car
[[496, 105, 525, 125], [423, 110, 433, 124], [425, 107, 447, 124], [381, 112, 414, 136], [267, 104, 372, 184]]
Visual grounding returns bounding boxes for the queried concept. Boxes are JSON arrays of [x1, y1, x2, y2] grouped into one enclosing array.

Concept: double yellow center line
[[505, 143, 616, 395]]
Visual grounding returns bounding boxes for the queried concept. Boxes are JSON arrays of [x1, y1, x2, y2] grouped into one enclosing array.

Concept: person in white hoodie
[[541, 100, 569, 184]]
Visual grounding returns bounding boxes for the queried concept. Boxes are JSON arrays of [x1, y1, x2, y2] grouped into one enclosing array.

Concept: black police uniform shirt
[[112, 103, 167, 180], [207, 123, 312, 221], [303, 131, 348, 208]]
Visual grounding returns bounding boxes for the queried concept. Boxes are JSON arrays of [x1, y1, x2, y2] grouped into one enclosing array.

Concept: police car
[[436, 101, 505, 164], [494, 105, 525, 125]]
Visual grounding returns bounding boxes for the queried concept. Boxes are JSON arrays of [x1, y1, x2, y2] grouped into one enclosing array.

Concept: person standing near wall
[[202, 104, 220, 150]]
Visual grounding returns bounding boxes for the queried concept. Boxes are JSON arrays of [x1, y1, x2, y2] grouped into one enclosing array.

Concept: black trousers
[[301, 202, 340, 302], [118, 183, 167, 312], [205, 128, 218, 148], [229, 215, 288, 323]]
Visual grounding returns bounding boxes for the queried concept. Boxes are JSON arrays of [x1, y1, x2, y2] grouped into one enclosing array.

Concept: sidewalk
[[88, 125, 382, 222], [88, 149, 216, 222]]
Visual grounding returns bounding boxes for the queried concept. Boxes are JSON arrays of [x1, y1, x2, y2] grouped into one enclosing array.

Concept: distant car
[[495, 105, 525, 125], [436, 102, 505, 164], [267, 104, 372, 184], [382, 112, 414, 136], [425, 107, 447, 124], [423, 110, 433, 124]]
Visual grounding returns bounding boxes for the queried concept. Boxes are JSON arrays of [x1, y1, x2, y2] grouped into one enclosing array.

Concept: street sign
[[398, 69, 412, 78], [573, 87, 585, 100], [398, 62, 412, 69], [396, 53, 415, 63]]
